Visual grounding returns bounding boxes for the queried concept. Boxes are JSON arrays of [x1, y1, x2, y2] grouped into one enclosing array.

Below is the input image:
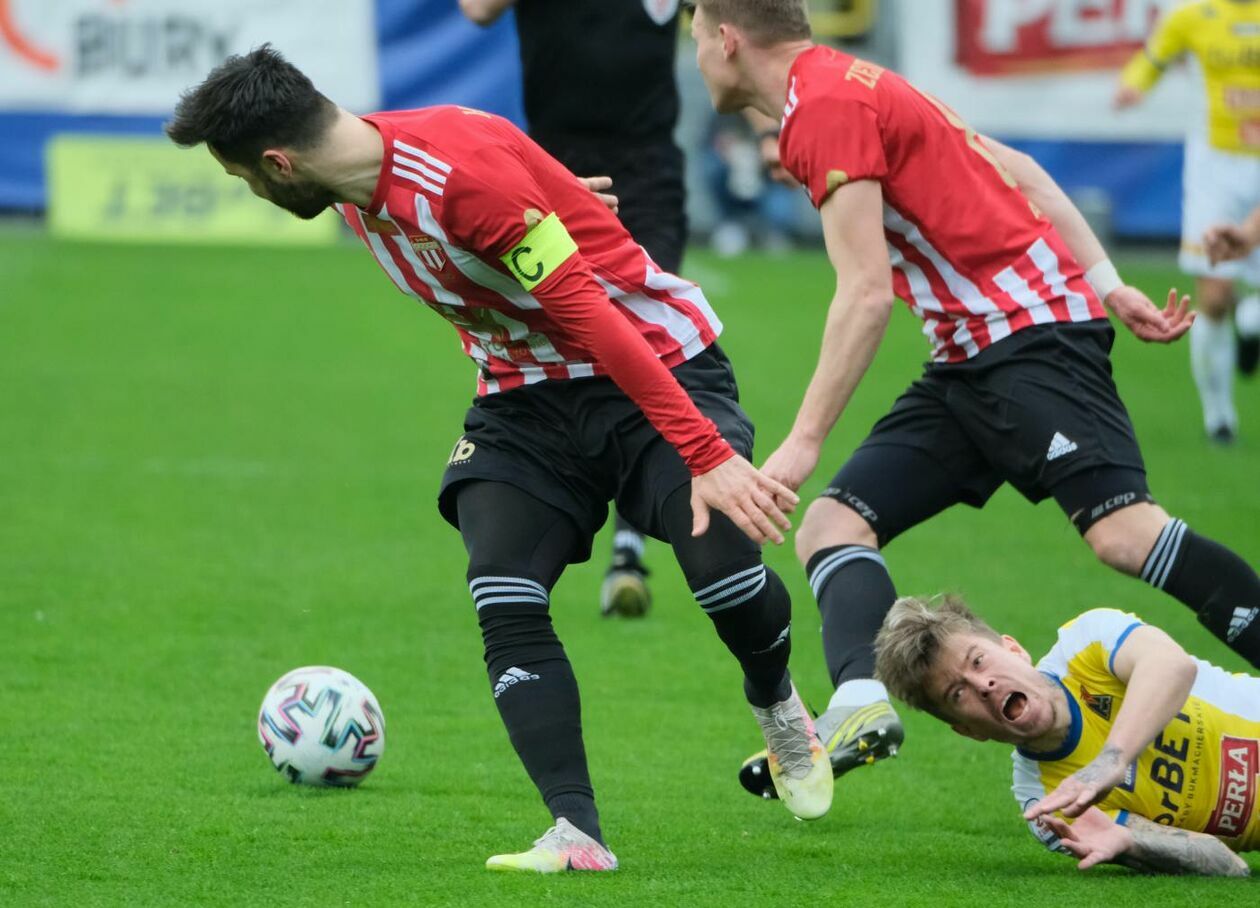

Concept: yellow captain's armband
[[501, 212, 579, 291]]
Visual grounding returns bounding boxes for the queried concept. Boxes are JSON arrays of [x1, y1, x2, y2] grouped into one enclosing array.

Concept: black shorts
[[824, 320, 1152, 545], [437, 344, 753, 562], [533, 133, 686, 274]]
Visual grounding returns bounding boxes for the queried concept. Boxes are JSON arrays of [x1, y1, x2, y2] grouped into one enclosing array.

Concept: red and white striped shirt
[[780, 47, 1107, 363], [336, 106, 731, 473]]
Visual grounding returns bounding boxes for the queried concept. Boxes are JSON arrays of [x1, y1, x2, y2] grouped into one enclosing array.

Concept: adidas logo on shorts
[[1046, 431, 1079, 462], [1228, 607, 1258, 643], [493, 666, 540, 698]]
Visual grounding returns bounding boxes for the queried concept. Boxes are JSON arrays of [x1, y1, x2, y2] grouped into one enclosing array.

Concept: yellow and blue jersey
[[1121, 0, 1260, 154], [1012, 608, 1260, 852]]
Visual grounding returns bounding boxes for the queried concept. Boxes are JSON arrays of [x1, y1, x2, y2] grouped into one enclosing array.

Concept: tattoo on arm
[[1123, 815, 1251, 877], [1077, 745, 1124, 785]]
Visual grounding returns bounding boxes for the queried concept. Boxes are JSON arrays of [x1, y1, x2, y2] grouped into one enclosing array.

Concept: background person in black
[[460, 0, 687, 619]]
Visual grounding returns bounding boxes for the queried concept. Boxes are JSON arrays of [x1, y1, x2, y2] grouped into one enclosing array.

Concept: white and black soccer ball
[[257, 666, 386, 787]]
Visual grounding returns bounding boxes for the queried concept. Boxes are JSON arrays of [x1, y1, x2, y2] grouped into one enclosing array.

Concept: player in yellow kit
[[875, 597, 1256, 875], [1116, 0, 1260, 443]]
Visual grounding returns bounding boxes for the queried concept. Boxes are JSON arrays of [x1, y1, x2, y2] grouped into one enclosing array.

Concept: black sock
[[1142, 519, 1260, 669], [610, 512, 646, 572], [805, 545, 898, 686], [689, 560, 793, 707], [475, 583, 603, 845]]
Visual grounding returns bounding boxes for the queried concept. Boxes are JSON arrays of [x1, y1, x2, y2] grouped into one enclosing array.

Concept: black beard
[[262, 176, 337, 220]]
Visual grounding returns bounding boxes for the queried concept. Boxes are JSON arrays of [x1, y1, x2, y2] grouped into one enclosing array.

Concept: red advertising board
[[955, 0, 1170, 76]]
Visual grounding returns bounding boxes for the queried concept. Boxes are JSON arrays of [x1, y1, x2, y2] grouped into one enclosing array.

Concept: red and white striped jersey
[[335, 106, 732, 474], [780, 47, 1107, 363]]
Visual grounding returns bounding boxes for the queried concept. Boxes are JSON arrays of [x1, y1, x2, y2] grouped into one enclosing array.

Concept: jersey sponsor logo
[[1078, 684, 1113, 721], [448, 436, 476, 465], [1205, 736, 1259, 838], [1150, 710, 1192, 825], [409, 232, 446, 270], [501, 211, 578, 291], [642, 0, 678, 26]]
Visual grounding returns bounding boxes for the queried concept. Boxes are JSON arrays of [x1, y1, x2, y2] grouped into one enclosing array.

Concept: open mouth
[[1002, 691, 1028, 721]]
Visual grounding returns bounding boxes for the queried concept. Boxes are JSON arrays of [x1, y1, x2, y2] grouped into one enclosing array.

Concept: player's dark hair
[[165, 44, 337, 166], [693, 0, 812, 45], [874, 594, 1002, 719]]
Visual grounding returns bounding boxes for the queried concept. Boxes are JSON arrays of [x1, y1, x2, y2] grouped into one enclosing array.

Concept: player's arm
[[1206, 205, 1260, 264], [1025, 625, 1197, 821], [1039, 808, 1250, 876], [985, 137, 1193, 344], [458, 0, 516, 26], [761, 179, 894, 491], [443, 151, 798, 543], [1114, 7, 1190, 109], [533, 245, 798, 542]]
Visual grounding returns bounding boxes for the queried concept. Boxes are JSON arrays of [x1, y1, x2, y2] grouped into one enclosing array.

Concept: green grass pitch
[[1, 230, 1256, 906]]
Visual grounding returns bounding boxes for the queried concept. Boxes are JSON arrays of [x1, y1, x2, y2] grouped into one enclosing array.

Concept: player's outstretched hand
[[760, 433, 822, 494], [1025, 746, 1126, 820], [1204, 223, 1255, 265], [577, 176, 618, 214], [691, 454, 799, 545], [1107, 287, 1194, 344], [1038, 807, 1132, 871]]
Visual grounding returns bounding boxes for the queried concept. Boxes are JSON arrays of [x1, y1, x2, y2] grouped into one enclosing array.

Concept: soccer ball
[[257, 665, 386, 787]]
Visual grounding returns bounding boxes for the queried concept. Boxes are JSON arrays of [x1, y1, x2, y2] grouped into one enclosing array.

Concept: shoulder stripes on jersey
[[392, 139, 452, 197], [469, 575, 549, 610]]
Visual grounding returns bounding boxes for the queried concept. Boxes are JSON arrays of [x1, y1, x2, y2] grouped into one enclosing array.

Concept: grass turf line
[[0, 233, 1256, 905]]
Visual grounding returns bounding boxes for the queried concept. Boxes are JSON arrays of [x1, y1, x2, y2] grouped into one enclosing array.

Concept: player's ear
[[261, 149, 293, 177], [718, 22, 737, 59], [950, 722, 989, 742], [1002, 634, 1032, 664]]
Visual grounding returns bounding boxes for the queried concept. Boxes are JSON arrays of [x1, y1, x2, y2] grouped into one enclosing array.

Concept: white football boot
[[749, 685, 833, 820], [485, 817, 618, 873]]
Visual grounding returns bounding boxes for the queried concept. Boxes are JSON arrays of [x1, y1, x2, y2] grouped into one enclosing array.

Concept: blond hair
[[693, 0, 812, 45], [874, 595, 1001, 716]]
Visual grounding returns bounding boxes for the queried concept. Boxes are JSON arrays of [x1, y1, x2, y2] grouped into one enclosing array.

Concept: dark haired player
[[460, 0, 690, 618], [684, 0, 1260, 798], [167, 45, 833, 872]]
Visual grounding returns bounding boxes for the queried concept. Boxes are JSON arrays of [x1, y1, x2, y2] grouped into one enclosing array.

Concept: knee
[[795, 498, 879, 566], [1197, 279, 1235, 320], [1084, 503, 1171, 576]]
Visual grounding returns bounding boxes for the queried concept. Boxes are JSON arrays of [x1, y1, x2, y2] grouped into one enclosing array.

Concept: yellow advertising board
[[46, 135, 339, 246]]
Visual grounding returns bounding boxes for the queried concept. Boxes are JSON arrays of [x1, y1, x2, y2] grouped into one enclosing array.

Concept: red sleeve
[[781, 96, 888, 208], [441, 146, 735, 476]]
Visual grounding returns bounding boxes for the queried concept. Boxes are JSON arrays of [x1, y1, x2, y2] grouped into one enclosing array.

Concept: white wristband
[[1085, 259, 1123, 300]]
